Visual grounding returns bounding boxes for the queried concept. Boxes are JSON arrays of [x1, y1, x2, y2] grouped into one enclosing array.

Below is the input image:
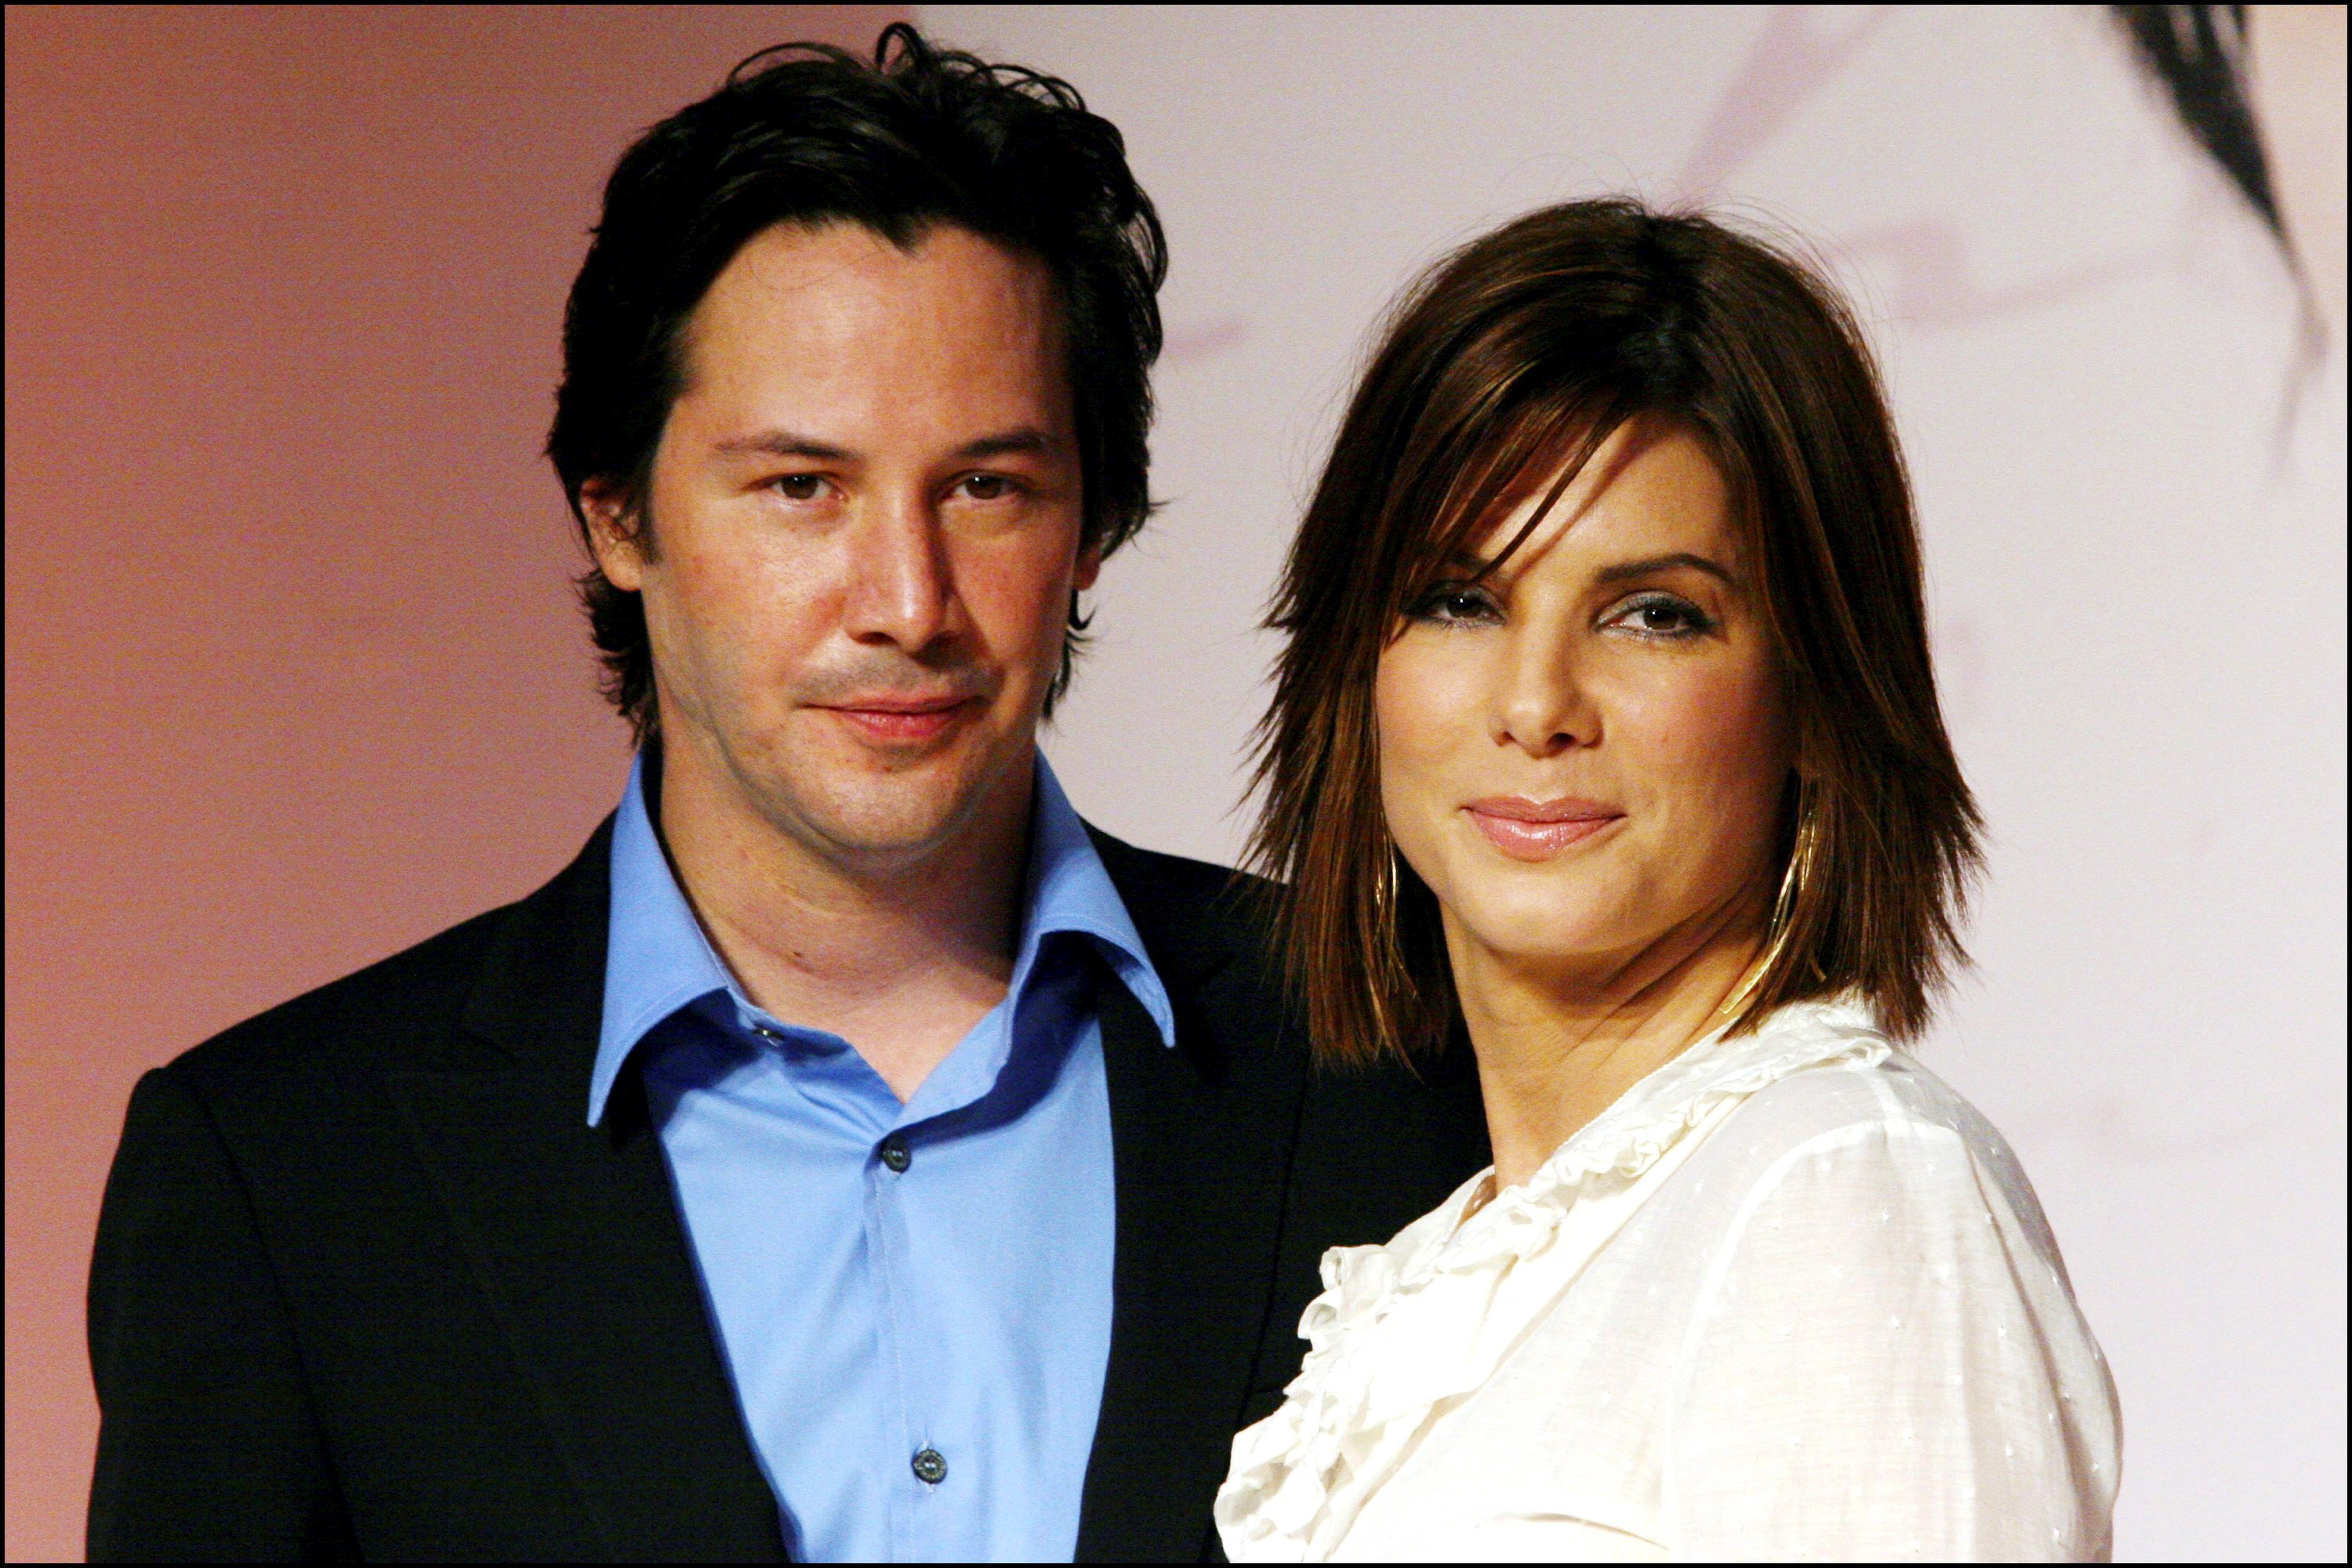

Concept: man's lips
[[1463, 797, 1624, 860], [815, 695, 977, 744]]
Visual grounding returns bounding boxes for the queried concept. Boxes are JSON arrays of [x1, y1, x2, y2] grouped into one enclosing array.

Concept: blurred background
[[8, 5, 2344, 1560]]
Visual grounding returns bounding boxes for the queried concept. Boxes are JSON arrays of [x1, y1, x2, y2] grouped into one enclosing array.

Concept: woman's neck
[[1450, 909, 1766, 1193]]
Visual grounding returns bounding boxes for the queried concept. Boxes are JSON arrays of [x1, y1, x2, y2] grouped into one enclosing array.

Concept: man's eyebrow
[[712, 430, 857, 462], [1592, 551, 1735, 586], [708, 427, 1062, 463], [955, 426, 1061, 461]]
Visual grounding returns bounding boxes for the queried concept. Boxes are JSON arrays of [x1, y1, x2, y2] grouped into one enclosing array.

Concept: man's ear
[[579, 479, 648, 592], [1072, 537, 1104, 593]]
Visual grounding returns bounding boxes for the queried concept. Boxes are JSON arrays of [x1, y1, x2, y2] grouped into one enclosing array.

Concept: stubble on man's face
[[608, 221, 1093, 875]]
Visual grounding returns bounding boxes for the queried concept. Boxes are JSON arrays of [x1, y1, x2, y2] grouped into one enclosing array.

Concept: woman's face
[[1374, 421, 1794, 985]]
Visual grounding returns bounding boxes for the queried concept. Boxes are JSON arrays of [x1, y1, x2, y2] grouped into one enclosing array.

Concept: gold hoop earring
[[1363, 844, 1405, 1049], [1720, 798, 1820, 1021]]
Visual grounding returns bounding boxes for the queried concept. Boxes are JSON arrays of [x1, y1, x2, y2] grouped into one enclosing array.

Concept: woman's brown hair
[[1247, 198, 1981, 1065]]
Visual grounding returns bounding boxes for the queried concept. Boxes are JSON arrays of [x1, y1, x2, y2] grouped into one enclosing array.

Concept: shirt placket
[[866, 1116, 930, 1561]]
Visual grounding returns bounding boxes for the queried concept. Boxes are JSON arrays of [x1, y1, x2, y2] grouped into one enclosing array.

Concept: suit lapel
[[392, 823, 786, 1562], [1076, 949, 1308, 1561], [391, 818, 1302, 1561]]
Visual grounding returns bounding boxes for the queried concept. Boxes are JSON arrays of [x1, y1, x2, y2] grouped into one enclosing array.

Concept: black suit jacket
[[88, 821, 1487, 1562]]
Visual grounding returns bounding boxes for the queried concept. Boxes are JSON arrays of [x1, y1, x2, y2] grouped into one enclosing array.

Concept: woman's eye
[[1606, 593, 1712, 638], [769, 474, 827, 502], [1410, 583, 1501, 625]]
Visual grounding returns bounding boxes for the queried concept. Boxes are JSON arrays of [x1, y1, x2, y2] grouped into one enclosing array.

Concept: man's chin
[[719, 707, 1035, 864], [762, 760, 1023, 866]]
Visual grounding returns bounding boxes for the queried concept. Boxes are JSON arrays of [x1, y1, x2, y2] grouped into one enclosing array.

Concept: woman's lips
[[1463, 798, 1624, 860]]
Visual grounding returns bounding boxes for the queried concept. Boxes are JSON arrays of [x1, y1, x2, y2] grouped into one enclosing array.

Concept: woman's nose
[[1494, 630, 1594, 757]]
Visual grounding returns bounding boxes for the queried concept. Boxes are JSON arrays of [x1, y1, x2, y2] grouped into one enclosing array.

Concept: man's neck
[[648, 736, 1033, 1105]]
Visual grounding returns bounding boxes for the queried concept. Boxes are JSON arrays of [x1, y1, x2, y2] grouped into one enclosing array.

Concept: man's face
[[590, 221, 1094, 869]]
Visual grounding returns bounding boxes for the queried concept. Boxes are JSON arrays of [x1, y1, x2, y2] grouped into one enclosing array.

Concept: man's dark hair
[[546, 23, 1166, 743]]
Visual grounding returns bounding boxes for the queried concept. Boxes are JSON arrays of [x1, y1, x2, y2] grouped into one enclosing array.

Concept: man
[[86, 26, 1487, 1563]]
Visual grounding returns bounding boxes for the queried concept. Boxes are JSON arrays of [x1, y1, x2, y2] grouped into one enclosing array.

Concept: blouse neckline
[[1430, 994, 1889, 1265], [1215, 995, 1894, 1562]]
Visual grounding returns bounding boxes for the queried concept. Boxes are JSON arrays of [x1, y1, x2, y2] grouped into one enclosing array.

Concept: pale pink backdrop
[[4, 7, 903, 1559], [11, 7, 2346, 1563], [935, 7, 2347, 1560]]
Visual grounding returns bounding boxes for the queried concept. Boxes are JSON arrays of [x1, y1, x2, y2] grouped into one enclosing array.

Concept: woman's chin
[[1450, 904, 1641, 975]]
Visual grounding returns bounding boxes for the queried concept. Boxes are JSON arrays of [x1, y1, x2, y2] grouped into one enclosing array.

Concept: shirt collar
[[588, 748, 1174, 1127]]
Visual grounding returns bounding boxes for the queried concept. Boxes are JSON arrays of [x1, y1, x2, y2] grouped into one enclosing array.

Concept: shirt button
[[910, 1446, 947, 1485], [751, 1023, 785, 1044], [879, 1134, 911, 1174]]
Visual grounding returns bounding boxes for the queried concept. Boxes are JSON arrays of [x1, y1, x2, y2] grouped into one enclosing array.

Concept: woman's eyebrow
[[1592, 551, 1733, 586]]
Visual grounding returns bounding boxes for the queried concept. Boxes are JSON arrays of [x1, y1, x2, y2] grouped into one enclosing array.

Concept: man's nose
[[840, 492, 955, 652]]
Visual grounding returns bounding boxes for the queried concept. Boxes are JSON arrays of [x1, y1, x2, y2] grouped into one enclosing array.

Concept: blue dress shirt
[[588, 752, 1173, 1563]]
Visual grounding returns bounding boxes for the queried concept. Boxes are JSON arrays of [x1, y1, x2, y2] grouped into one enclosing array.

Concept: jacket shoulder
[[1083, 824, 1277, 985], [1085, 824, 1270, 907], [162, 900, 517, 1083], [163, 818, 614, 1087]]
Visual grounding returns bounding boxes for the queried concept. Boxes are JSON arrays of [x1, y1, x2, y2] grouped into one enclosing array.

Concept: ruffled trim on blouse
[[1214, 996, 1892, 1562]]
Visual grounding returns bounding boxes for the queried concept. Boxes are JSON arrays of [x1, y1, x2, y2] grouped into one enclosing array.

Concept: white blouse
[[1215, 998, 2120, 1563]]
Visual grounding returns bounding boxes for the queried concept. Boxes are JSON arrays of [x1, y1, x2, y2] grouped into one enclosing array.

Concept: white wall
[[926, 6, 2347, 1560]]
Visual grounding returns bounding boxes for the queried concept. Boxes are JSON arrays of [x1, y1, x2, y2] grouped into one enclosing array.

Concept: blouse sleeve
[[1663, 1116, 2119, 1563]]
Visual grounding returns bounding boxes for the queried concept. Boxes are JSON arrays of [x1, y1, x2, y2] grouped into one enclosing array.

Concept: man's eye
[[769, 474, 826, 501], [958, 473, 1018, 501]]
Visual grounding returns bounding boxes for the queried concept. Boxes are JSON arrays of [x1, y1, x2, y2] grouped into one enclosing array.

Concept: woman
[[1215, 200, 2119, 1562]]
